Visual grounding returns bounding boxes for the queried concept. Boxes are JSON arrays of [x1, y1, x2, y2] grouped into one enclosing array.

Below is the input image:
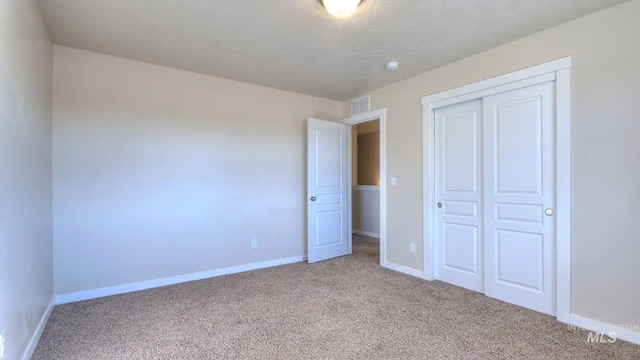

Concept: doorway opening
[[351, 120, 381, 263], [306, 108, 387, 266], [344, 107, 387, 268]]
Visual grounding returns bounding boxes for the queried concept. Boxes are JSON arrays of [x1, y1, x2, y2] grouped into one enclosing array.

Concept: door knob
[[545, 208, 554, 216], [310, 196, 317, 202], [437, 202, 442, 208]]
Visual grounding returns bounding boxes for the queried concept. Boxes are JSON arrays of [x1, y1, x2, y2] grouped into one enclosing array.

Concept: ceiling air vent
[[351, 95, 371, 116]]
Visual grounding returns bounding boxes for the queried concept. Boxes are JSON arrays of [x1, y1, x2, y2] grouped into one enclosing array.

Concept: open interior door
[[307, 118, 350, 263]]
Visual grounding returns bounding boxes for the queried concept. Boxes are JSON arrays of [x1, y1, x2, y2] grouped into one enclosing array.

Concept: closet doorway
[[422, 57, 572, 321]]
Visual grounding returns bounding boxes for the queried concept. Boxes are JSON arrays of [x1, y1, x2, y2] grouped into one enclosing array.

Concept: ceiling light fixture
[[386, 61, 400, 71], [321, 0, 362, 18]]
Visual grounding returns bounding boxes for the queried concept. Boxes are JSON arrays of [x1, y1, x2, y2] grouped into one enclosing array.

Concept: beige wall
[[352, 189, 381, 236], [357, 131, 380, 185], [344, 0, 640, 326], [0, 0, 53, 358], [53, 46, 342, 295]]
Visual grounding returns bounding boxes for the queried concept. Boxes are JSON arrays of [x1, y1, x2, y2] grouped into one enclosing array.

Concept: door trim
[[421, 57, 572, 323], [343, 108, 388, 268]]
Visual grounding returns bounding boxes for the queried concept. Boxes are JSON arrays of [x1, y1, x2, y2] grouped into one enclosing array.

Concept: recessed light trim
[[320, 0, 363, 18]]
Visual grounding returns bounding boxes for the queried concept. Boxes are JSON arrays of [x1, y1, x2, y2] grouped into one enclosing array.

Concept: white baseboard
[[569, 314, 640, 345], [21, 299, 54, 360], [55, 256, 305, 305], [384, 261, 425, 279], [353, 230, 380, 238]]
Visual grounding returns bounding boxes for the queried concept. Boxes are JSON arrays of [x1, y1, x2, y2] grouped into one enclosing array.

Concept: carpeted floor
[[34, 235, 639, 359]]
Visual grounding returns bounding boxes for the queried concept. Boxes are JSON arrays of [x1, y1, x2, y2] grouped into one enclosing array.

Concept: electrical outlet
[[409, 243, 416, 254], [251, 239, 258, 249], [0, 330, 5, 358]]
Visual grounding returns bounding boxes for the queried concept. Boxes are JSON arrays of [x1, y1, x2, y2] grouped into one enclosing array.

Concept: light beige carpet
[[34, 236, 639, 359]]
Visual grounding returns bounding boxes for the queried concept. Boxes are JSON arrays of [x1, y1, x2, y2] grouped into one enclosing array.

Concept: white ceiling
[[37, 0, 627, 100]]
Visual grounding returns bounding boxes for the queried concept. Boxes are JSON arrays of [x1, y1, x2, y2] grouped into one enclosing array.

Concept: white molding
[[423, 102, 436, 281], [569, 315, 640, 346], [384, 262, 425, 280], [346, 123, 354, 255], [421, 57, 572, 105], [422, 57, 573, 320], [353, 230, 380, 238], [352, 185, 380, 191], [555, 67, 572, 324], [343, 108, 387, 126], [55, 256, 304, 305], [344, 107, 388, 268], [21, 299, 54, 360], [430, 73, 555, 110], [379, 111, 387, 268]]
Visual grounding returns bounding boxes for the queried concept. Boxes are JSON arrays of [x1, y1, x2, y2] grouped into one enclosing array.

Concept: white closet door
[[435, 99, 484, 292], [483, 82, 556, 315]]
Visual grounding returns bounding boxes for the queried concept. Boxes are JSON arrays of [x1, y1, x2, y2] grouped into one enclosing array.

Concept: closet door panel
[[483, 82, 556, 316], [434, 99, 484, 292]]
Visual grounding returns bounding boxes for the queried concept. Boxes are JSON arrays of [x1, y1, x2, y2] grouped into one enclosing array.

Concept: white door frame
[[343, 108, 388, 267], [421, 57, 572, 323]]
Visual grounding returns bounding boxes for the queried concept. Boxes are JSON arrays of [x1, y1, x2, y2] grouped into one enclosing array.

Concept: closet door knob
[[545, 208, 554, 216]]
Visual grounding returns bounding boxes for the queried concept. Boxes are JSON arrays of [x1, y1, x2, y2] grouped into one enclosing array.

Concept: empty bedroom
[[1, 0, 640, 359]]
